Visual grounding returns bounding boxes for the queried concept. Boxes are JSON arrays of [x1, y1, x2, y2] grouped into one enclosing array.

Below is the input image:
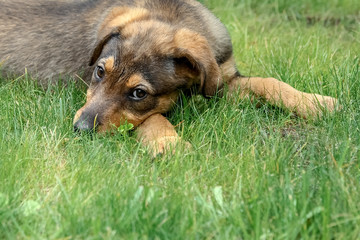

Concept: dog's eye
[[130, 88, 147, 100], [95, 66, 105, 80]]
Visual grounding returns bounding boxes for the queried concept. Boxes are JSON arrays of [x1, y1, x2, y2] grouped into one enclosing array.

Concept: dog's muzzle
[[73, 111, 100, 134]]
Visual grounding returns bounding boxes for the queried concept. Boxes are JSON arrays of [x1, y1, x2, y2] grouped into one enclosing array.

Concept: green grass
[[1, 0, 359, 239]]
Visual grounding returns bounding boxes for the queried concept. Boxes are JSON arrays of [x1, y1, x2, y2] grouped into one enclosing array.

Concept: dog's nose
[[73, 114, 99, 134], [73, 121, 98, 134]]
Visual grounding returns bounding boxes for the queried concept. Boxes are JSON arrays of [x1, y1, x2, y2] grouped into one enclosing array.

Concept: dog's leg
[[221, 57, 339, 118], [135, 114, 183, 157]]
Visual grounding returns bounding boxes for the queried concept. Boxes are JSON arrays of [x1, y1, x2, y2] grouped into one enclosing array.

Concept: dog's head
[[74, 7, 222, 133]]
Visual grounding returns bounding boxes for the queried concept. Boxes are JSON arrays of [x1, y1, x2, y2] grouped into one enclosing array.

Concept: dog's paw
[[297, 93, 340, 118], [147, 136, 191, 157]]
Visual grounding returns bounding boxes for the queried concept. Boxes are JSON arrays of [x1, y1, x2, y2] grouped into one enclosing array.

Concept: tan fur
[[99, 110, 141, 132], [136, 114, 180, 156], [98, 7, 151, 40], [104, 57, 115, 73], [227, 76, 337, 119], [156, 92, 179, 113], [0, 0, 339, 156], [125, 74, 142, 89]]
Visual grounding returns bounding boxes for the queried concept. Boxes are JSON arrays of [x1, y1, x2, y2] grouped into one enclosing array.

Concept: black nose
[[73, 114, 100, 134]]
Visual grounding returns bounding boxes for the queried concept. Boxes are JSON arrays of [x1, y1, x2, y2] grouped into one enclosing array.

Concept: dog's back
[[0, 0, 107, 84], [0, 0, 232, 85]]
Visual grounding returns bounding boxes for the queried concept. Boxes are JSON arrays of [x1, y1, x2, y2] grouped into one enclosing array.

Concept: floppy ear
[[89, 32, 120, 66], [89, 7, 150, 66], [173, 28, 223, 97]]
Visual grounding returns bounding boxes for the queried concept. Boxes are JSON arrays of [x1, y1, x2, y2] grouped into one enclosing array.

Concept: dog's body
[[0, 0, 231, 85], [0, 0, 338, 155]]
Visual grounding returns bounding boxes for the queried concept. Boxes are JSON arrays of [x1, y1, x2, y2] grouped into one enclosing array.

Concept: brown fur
[[104, 57, 115, 73], [0, 0, 339, 155]]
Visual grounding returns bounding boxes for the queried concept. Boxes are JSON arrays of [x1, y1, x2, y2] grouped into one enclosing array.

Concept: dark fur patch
[[215, 47, 233, 65]]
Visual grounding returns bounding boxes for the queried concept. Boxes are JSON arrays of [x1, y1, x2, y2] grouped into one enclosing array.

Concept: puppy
[[0, 0, 338, 155]]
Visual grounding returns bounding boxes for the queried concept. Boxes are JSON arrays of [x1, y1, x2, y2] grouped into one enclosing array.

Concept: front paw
[[147, 136, 191, 157]]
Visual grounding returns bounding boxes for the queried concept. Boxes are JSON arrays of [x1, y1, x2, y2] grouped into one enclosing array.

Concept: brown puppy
[[0, 0, 338, 155]]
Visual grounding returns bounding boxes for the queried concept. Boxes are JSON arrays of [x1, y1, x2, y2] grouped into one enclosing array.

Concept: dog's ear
[[89, 32, 120, 66], [89, 7, 150, 66], [172, 28, 223, 97]]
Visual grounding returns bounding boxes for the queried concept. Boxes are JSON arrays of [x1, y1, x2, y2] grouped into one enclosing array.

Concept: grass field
[[1, 0, 359, 239]]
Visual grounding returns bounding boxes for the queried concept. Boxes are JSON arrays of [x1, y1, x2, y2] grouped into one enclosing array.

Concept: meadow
[[0, 0, 359, 239]]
